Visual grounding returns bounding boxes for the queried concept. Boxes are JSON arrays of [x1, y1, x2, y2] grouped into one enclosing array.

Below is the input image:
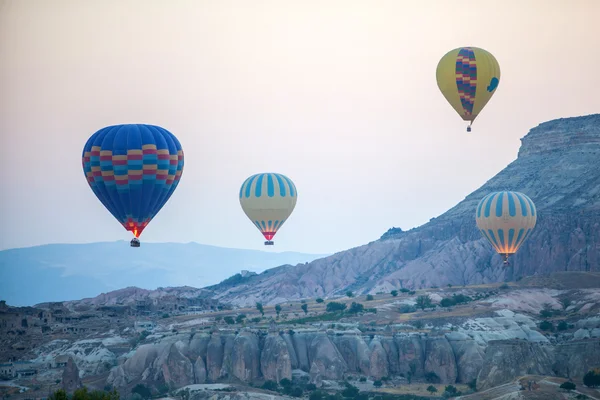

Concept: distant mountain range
[[0, 241, 327, 306], [201, 114, 600, 306]]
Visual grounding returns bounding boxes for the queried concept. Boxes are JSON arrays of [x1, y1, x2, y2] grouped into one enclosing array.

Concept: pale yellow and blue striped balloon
[[239, 173, 297, 243], [475, 191, 537, 262]]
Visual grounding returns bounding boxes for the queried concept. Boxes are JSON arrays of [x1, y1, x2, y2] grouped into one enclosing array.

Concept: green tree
[[348, 302, 365, 314], [275, 304, 282, 317], [373, 380, 382, 388], [416, 295, 432, 310], [366, 295, 374, 301], [583, 368, 600, 387], [223, 316, 235, 325], [346, 291, 354, 298], [391, 290, 398, 297], [316, 298, 324, 303], [235, 314, 246, 324], [400, 288, 410, 293], [427, 385, 438, 394], [301, 303, 308, 314], [256, 302, 264, 316]]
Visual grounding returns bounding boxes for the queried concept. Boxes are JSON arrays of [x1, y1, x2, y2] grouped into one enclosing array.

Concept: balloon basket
[[466, 126, 472, 133], [130, 238, 141, 248], [264, 241, 274, 246]]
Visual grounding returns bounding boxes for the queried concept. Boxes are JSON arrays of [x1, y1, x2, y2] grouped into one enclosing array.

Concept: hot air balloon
[[436, 46, 500, 132], [475, 191, 537, 265], [82, 124, 184, 247], [239, 173, 297, 245]]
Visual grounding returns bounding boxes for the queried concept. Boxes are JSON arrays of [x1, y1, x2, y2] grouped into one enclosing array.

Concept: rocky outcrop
[[206, 333, 224, 382], [307, 333, 348, 384], [424, 337, 457, 384], [476, 340, 555, 391], [153, 343, 194, 388], [232, 331, 261, 382], [553, 339, 600, 379], [446, 332, 484, 384], [260, 333, 292, 382], [62, 357, 82, 394], [207, 114, 600, 306], [105, 325, 600, 391]]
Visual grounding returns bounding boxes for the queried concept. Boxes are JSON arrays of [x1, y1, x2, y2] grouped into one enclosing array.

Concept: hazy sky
[[1, 0, 599, 255]]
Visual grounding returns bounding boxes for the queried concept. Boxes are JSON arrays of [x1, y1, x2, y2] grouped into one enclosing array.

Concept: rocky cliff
[[205, 114, 600, 307], [105, 322, 600, 391]]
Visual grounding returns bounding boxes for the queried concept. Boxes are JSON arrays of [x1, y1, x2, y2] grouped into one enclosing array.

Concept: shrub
[[326, 302, 347, 312], [440, 298, 454, 308], [235, 314, 246, 324], [359, 377, 367, 382], [131, 384, 152, 399], [261, 380, 278, 391], [560, 381, 576, 391], [223, 316, 235, 325], [499, 283, 509, 289], [346, 291, 354, 298], [341, 383, 359, 398], [301, 304, 308, 314], [557, 321, 569, 331], [256, 302, 264, 316], [391, 290, 398, 297], [444, 385, 458, 395], [348, 302, 365, 314], [366, 295, 374, 301], [373, 380, 382, 387], [539, 320, 554, 331], [400, 288, 410, 293], [398, 304, 417, 313], [427, 385, 437, 393], [316, 298, 324, 303]]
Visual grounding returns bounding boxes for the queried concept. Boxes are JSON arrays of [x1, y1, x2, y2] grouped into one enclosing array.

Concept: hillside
[[0, 241, 327, 306], [2, 271, 599, 400], [204, 114, 600, 306]]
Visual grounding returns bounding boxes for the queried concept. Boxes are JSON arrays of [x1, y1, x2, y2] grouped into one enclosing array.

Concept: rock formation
[[62, 356, 82, 393], [106, 325, 600, 391]]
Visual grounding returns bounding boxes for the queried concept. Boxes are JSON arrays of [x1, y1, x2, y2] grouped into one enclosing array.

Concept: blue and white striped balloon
[[475, 191, 537, 264], [239, 172, 297, 245]]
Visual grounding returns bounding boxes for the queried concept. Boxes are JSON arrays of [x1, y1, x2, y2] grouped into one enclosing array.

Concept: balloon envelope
[[82, 124, 184, 238], [436, 46, 500, 128], [239, 173, 297, 242], [475, 191, 536, 261]]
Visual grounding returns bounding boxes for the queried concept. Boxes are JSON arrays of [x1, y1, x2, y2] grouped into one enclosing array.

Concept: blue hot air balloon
[[82, 124, 184, 247]]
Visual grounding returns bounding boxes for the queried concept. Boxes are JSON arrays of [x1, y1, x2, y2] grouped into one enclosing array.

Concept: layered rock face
[[106, 329, 600, 391], [207, 114, 600, 307]]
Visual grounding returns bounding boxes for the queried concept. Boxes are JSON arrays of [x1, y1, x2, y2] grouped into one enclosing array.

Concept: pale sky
[[1, 0, 599, 255]]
